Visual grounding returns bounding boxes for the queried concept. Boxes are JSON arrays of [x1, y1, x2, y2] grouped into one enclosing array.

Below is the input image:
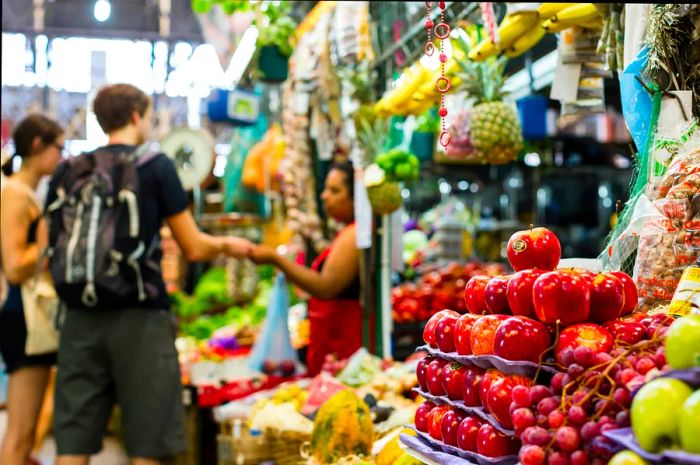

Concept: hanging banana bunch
[[469, 3, 604, 62]]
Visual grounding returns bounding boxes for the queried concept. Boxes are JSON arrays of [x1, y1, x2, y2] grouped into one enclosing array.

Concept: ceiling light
[[94, 0, 111, 22]]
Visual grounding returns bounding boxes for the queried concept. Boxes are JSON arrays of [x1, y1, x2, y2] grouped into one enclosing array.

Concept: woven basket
[[265, 428, 311, 465], [217, 420, 272, 465]]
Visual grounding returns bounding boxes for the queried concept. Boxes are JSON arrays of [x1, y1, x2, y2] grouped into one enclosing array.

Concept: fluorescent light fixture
[[94, 0, 111, 22], [224, 25, 259, 87], [503, 50, 558, 101]]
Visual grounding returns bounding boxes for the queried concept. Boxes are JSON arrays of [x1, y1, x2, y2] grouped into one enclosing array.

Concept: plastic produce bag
[[633, 149, 700, 311], [248, 273, 300, 373], [335, 347, 382, 387], [620, 47, 653, 154]]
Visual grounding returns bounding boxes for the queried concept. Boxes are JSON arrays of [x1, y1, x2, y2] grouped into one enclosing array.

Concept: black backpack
[[47, 147, 160, 309]]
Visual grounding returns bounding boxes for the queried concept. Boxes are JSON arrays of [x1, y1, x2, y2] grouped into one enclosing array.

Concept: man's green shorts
[[54, 308, 186, 458]]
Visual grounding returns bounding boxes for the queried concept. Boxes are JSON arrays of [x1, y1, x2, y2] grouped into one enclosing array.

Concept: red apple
[[622, 312, 648, 323], [470, 314, 510, 355], [485, 276, 511, 314], [494, 316, 552, 363], [479, 369, 506, 412], [462, 366, 486, 406], [416, 356, 434, 391], [426, 358, 449, 395], [609, 271, 638, 315], [457, 416, 484, 452], [435, 315, 459, 353], [507, 269, 546, 318], [554, 323, 614, 365], [441, 409, 467, 446], [454, 313, 480, 355], [415, 401, 436, 432], [477, 423, 521, 457], [442, 363, 468, 401], [428, 405, 451, 440], [486, 375, 532, 429], [533, 271, 590, 326], [465, 275, 490, 315], [586, 273, 625, 323], [423, 310, 459, 347], [603, 319, 647, 345], [507, 227, 561, 272]]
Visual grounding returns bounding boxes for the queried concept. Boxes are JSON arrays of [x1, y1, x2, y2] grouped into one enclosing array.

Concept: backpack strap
[[136, 151, 161, 168]]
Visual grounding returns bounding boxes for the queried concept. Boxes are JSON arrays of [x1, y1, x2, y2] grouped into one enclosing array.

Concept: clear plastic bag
[[247, 273, 300, 373]]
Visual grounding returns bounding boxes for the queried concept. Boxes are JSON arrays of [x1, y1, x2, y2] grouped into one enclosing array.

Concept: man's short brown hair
[[93, 84, 151, 133]]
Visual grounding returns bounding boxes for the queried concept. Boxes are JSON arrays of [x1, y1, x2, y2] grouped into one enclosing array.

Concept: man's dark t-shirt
[[46, 144, 188, 310]]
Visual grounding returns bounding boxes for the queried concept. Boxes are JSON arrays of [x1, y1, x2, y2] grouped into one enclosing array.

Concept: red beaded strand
[[425, 2, 435, 56], [435, 1, 450, 147]]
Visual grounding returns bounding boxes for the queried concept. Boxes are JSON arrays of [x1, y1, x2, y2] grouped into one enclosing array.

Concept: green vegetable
[[414, 109, 440, 133]]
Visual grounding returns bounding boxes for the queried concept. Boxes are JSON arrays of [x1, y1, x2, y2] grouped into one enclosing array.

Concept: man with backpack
[[45, 83, 254, 465]]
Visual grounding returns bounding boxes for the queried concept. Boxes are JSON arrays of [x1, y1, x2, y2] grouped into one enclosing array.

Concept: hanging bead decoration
[[479, 2, 499, 44], [434, 1, 451, 147], [424, 2, 435, 56]]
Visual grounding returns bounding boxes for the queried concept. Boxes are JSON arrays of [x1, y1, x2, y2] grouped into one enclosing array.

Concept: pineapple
[[454, 37, 524, 164]]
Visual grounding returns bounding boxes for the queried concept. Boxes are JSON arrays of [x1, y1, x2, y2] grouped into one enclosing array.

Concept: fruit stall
[[163, 2, 700, 464], [2, 1, 700, 464]]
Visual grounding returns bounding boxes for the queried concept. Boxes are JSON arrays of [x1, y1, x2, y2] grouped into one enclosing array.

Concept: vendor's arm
[[166, 210, 253, 262], [255, 225, 359, 300]]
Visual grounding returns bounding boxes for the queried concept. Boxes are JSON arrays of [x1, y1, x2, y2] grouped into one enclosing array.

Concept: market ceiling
[[2, 0, 204, 42]]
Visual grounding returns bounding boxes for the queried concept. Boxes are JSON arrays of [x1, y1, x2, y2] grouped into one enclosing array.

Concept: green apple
[[631, 378, 693, 453], [665, 315, 700, 369], [609, 451, 649, 465], [680, 389, 700, 453]]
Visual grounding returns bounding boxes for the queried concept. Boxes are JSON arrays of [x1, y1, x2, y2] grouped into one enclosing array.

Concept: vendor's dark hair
[[330, 160, 354, 199], [93, 83, 151, 133], [12, 114, 63, 158]]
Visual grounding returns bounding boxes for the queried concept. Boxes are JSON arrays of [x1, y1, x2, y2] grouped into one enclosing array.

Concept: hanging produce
[[448, 38, 524, 164], [240, 123, 285, 193], [467, 3, 604, 62], [595, 3, 625, 71], [364, 148, 420, 216]]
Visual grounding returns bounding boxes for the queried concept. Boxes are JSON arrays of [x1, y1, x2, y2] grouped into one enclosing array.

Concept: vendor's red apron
[[306, 244, 362, 376]]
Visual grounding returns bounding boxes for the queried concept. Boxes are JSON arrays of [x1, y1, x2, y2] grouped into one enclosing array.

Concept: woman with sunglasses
[[1, 114, 65, 465]]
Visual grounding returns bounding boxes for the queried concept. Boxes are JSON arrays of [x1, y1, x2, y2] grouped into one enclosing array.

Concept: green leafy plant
[[256, 2, 297, 57], [191, 0, 297, 57]]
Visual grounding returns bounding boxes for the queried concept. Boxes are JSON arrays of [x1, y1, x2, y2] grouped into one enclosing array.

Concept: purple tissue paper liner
[[401, 428, 519, 465], [417, 345, 560, 377], [604, 428, 700, 465], [413, 388, 515, 436], [651, 368, 700, 389], [630, 367, 700, 399]]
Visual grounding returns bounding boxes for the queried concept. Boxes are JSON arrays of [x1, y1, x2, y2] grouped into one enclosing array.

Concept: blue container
[[207, 88, 260, 126], [517, 94, 548, 140]]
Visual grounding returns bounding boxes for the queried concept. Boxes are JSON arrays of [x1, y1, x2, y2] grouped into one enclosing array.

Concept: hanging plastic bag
[[248, 273, 300, 375]]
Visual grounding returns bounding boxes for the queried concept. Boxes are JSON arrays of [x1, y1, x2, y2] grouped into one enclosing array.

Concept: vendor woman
[[250, 161, 361, 376]]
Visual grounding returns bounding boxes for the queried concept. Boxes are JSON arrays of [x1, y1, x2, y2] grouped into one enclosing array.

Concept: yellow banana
[[537, 3, 577, 19], [468, 39, 499, 61], [505, 22, 546, 57], [579, 17, 604, 29], [542, 17, 574, 33], [551, 3, 600, 25], [496, 11, 540, 50]]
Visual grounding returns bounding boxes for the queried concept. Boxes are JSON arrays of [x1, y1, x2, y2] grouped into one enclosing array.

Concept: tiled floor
[[0, 410, 129, 465]]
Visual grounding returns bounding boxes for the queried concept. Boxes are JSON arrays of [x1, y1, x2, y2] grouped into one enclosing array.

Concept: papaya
[[310, 390, 373, 464]]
